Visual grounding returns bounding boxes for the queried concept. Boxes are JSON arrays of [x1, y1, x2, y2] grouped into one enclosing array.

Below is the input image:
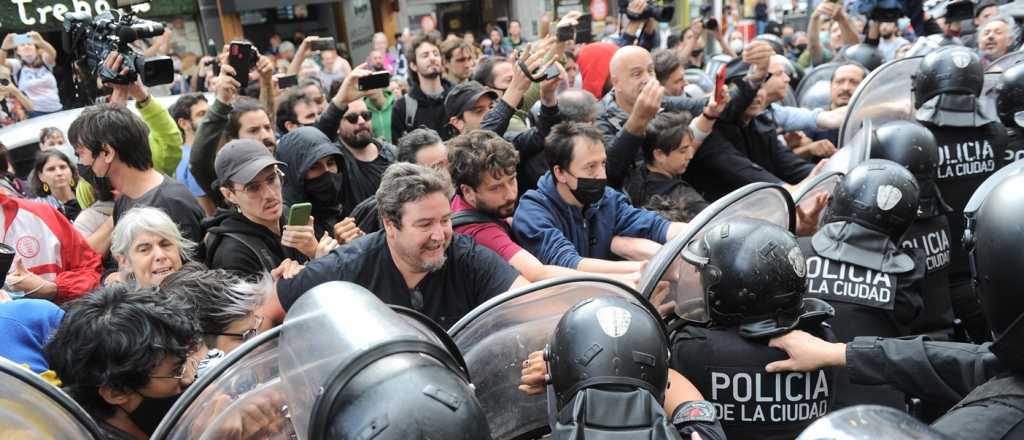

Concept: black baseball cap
[[215, 139, 285, 187], [444, 81, 499, 120]]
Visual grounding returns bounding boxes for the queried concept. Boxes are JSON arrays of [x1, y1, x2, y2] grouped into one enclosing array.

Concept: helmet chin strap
[[543, 345, 558, 432]]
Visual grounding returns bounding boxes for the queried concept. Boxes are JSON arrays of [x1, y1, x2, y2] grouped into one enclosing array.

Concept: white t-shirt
[[9, 58, 62, 113]]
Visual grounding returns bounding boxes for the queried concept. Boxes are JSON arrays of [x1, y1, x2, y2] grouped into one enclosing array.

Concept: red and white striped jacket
[[0, 193, 100, 303]]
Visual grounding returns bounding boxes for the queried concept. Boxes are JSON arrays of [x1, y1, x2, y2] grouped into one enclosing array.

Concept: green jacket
[[365, 91, 395, 143], [76, 97, 183, 208]]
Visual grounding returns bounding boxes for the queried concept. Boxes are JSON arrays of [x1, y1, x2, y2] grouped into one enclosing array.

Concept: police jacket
[[900, 213, 955, 335], [671, 324, 836, 440], [686, 114, 814, 201]]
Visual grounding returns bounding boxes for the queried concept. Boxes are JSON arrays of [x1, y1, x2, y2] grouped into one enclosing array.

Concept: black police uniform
[[997, 64, 1024, 164], [798, 224, 926, 409], [671, 324, 836, 440], [899, 214, 954, 334]]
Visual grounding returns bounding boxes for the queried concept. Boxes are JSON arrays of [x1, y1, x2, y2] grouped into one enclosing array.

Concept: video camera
[[62, 7, 174, 87], [618, 0, 675, 23]]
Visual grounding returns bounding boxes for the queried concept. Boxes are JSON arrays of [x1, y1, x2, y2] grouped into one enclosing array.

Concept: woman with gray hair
[[161, 266, 275, 353], [109, 206, 196, 288]]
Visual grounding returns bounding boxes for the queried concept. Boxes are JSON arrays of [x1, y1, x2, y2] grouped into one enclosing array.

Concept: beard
[[881, 30, 894, 39], [342, 129, 373, 149], [479, 199, 516, 219], [418, 65, 442, 80], [417, 237, 450, 272]]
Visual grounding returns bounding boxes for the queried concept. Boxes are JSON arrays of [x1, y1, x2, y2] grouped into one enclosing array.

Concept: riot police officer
[[869, 121, 955, 336], [671, 218, 836, 440], [799, 159, 926, 410], [996, 63, 1024, 160], [767, 172, 1024, 439], [912, 46, 1010, 343], [540, 295, 726, 440]]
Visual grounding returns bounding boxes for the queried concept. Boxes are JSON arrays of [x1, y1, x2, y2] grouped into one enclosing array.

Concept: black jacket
[[276, 127, 349, 237], [687, 114, 814, 201], [203, 209, 305, 276], [390, 78, 453, 140], [479, 98, 562, 195]]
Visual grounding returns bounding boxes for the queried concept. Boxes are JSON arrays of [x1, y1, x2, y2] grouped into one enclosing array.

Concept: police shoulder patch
[[672, 400, 718, 425]]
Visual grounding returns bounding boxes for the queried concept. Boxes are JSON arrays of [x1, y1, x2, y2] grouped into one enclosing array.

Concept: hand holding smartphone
[[228, 41, 258, 89], [288, 203, 312, 226], [357, 71, 391, 91]]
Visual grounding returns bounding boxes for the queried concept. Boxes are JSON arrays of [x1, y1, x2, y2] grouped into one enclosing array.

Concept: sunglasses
[[343, 111, 373, 124]]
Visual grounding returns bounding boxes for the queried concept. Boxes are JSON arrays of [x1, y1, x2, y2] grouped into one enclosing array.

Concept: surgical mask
[[569, 174, 607, 206], [818, 32, 829, 46], [730, 40, 746, 54], [126, 392, 182, 436], [897, 18, 910, 31], [659, 23, 670, 31], [304, 171, 345, 209], [77, 163, 114, 201], [19, 53, 37, 65]]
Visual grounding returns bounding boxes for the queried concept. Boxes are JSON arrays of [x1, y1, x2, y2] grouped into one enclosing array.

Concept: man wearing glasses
[[335, 98, 397, 211], [45, 285, 204, 438]]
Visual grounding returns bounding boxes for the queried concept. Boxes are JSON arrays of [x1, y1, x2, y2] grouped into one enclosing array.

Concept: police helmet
[[966, 173, 1024, 371], [839, 44, 884, 72], [912, 46, 984, 109], [996, 63, 1024, 129], [545, 296, 669, 411], [823, 159, 920, 240], [869, 121, 951, 217], [681, 218, 833, 339]]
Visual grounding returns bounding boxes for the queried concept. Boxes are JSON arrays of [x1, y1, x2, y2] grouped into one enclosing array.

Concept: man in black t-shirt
[[276, 163, 526, 328], [337, 99, 396, 212]]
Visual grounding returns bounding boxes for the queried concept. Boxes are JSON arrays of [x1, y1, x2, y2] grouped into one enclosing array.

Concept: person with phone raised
[[204, 139, 337, 277]]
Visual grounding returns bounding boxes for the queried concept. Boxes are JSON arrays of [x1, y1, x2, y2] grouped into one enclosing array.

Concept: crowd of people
[[0, 0, 1023, 438]]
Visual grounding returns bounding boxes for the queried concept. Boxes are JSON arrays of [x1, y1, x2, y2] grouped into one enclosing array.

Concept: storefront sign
[[0, 0, 195, 31]]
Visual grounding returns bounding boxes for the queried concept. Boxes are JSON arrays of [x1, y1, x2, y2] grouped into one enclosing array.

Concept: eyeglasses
[[205, 315, 264, 342], [150, 353, 199, 381], [236, 169, 284, 196], [343, 111, 373, 124]]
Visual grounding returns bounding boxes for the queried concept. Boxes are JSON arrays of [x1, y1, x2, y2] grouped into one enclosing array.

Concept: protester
[[109, 207, 195, 288], [29, 150, 80, 222], [391, 34, 452, 140], [1, 31, 61, 116], [168, 93, 214, 215]]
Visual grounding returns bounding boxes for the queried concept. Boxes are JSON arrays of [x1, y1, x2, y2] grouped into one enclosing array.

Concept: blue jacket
[[512, 172, 670, 269]]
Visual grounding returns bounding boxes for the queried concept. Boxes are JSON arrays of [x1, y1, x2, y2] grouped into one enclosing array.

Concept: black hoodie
[[276, 127, 351, 237], [390, 77, 453, 141], [203, 209, 306, 276]]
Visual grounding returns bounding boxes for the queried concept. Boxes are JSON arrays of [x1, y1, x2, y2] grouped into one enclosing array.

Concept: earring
[[42, 182, 49, 193]]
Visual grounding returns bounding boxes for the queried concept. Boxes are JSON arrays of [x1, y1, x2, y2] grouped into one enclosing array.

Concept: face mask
[[691, 48, 704, 58], [818, 33, 830, 46], [77, 163, 114, 201], [569, 175, 606, 206], [730, 40, 746, 54], [659, 23, 670, 31], [126, 392, 182, 436], [304, 171, 345, 209], [20, 53, 37, 65], [793, 43, 807, 55]]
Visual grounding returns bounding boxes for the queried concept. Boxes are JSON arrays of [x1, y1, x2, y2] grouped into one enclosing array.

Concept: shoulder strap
[[404, 94, 418, 131], [211, 231, 276, 273], [451, 209, 510, 233]]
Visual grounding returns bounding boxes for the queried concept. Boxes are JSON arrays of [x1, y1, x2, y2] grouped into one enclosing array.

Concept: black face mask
[[126, 391, 182, 436], [569, 175, 606, 207], [305, 171, 346, 210], [77, 163, 114, 201], [793, 44, 807, 55]]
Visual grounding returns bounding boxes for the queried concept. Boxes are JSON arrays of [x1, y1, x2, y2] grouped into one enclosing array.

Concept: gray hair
[[111, 207, 197, 262], [376, 163, 453, 229], [557, 89, 599, 123], [160, 266, 271, 348], [981, 14, 1021, 44]]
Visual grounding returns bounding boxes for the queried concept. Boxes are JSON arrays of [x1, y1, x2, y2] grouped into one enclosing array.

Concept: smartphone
[[715, 64, 727, 100], [557, 24, 575, 42], [288, 203, 312, 226], [228, 41, 257, 89], [310, 37, 335, 51], [358, 71, 391, 91], [278, 74, 298, 89], [541, 63, 561, 81], [575, 14, 593, 44], [12, 34, 32, 46]]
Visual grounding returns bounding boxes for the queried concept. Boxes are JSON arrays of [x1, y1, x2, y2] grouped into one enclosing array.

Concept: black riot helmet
[[869, 120, 951, 217], [823, 159, 921, 240], [544, 296, 669, 411], [912, 46, 984, 109], [996, 63, 1024, 129], [966, 173, 1024, 371], [840, 44, 884, 72], [681, 218, 834, 339]]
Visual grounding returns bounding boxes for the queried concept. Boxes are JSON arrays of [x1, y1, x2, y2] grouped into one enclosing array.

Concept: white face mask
[[730, 40, 745, 54], [20, 53, 37, 65]]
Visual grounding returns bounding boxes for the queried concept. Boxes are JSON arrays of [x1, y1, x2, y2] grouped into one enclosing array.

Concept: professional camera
[[62, 8, 173, 87], [618, 0, 675, 22], [855, 0, 904, 22]]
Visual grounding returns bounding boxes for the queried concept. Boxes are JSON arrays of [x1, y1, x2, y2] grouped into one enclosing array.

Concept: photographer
[[0, 66, 31, 126], [1, 31, 61, 117], [802, 1, 861, 68], [614, 0, 660, 50]]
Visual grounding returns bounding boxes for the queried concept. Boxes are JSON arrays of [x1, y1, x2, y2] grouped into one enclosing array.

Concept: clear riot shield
[[152, 327, 291, 440], [638, 182, 795, 323], [793, 170, 844, 227], [838, 57, 922, 148], [448, 277, 650, 440], [980, 72, 1003, 119], [796, 63, 839, 110], [824, 118, 872, 175], [986, 51, 1024, 73], [685, 68, 714, 98], [796, 405, 951, 439], [0, 357, 103, 439]]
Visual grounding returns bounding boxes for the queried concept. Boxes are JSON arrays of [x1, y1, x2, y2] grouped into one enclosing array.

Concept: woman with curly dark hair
[[29, 149, 80, 221]]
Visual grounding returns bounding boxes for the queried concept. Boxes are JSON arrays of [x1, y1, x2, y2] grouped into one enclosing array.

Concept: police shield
[[638, 182, 796, 323], [685, 68, 714, 98], [0, 357, 103, 439], [838, 56, 922, 148], [796, 405, 951, 439], [824, 118, 873, 175], [796, 63, 840, 110], [448, 277, 650, 440], [986, 50, 1024, 73], [980, 72, 1004, 120], [794, 170, 844, 227]]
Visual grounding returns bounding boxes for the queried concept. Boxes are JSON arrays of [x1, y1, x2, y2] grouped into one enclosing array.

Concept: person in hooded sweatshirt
[[203, 139, 336, 276], [276, 127, 363, 243]]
